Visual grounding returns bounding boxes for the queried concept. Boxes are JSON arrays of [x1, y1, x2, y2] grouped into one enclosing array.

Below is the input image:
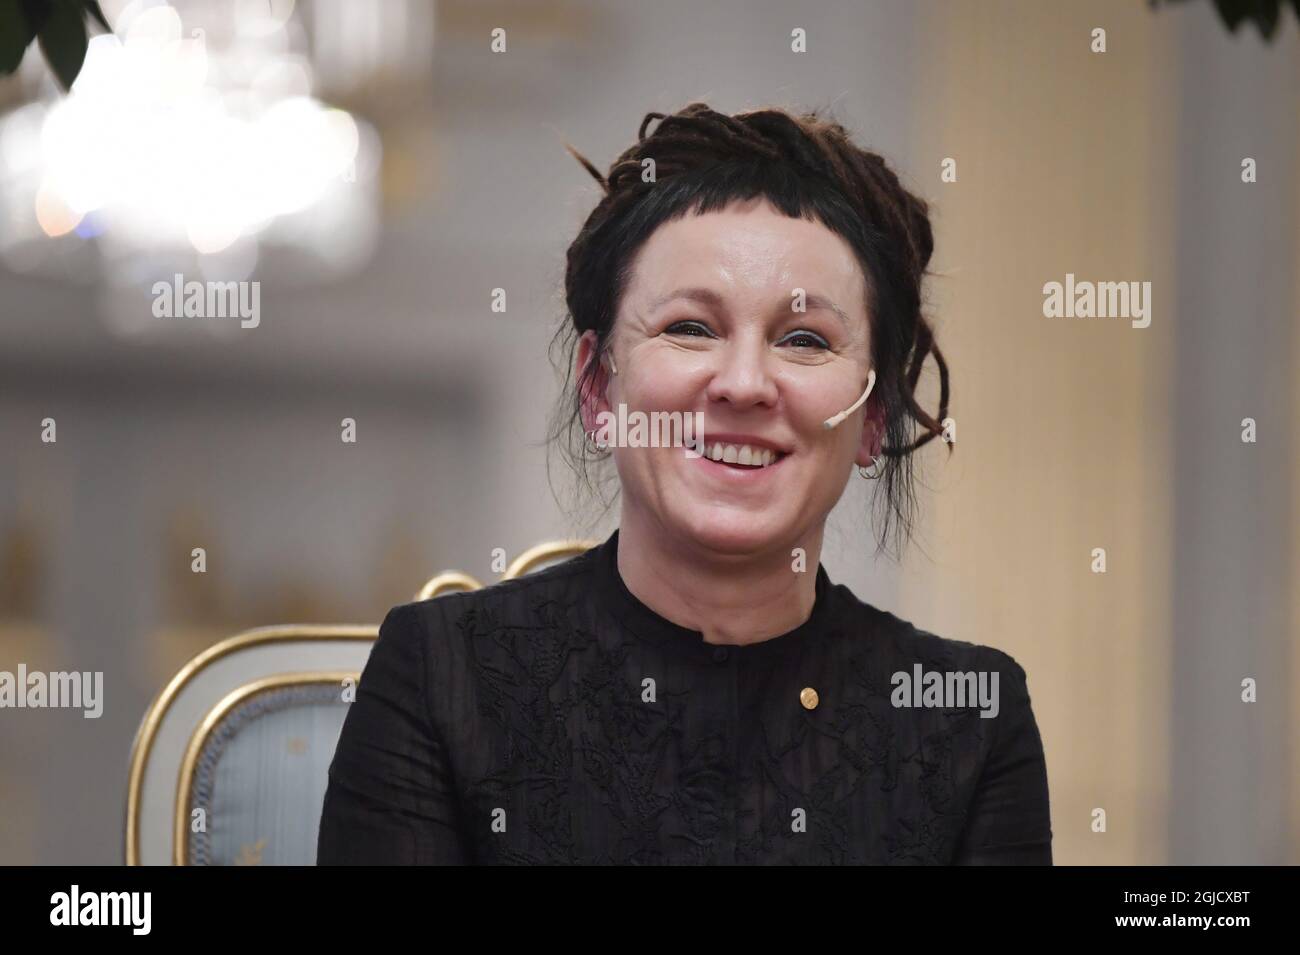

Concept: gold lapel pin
[[800, 687, 819, 710]]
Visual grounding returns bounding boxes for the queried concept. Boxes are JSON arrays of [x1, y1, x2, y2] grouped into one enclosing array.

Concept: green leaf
[[84, 0, 109, 34], [1211, 0, 1253, 30], [0, 0, 39, 74], [18, 0, 54, 39], [36, 0, 88, 91], [1153, 0, 1300, 40], [1212, 0, 1282, 36], [1257, 0, 1281, 36]]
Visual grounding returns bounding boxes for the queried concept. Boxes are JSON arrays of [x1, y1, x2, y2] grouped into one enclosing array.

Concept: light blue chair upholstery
[[186, 681, 350, 865], [125, 539, 598, 865]]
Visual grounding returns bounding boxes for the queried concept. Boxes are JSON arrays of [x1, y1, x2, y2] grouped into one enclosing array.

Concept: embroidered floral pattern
[[318, 531, 1052, 865]]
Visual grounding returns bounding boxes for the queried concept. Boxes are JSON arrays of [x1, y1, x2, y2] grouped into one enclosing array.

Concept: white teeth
[[703, 442, 782, 467]]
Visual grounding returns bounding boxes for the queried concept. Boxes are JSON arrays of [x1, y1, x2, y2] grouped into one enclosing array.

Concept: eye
[[664, 320, 715, 338], [778, 330, 830, 349]]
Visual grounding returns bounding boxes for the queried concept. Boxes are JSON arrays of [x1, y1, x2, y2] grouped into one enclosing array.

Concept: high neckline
[[590, 528, 835, 665]]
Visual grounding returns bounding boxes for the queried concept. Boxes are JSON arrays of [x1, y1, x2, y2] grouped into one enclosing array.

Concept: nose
[[704, 340, 779, 411]]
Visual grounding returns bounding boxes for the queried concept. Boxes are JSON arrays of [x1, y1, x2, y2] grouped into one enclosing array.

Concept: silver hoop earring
[[584, 429, 609, 454], [858, 454, 885, 479]]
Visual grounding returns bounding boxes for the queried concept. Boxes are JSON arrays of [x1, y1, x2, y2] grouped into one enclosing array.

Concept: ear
[[853, 393, 887, 467], [576, 330, 615, 434]]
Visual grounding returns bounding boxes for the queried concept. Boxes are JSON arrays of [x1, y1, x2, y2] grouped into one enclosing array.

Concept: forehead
[[624, 197, 867, 313]]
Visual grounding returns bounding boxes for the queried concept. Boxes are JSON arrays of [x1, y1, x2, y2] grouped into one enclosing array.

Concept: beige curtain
[[904, 0, 1179, 864]]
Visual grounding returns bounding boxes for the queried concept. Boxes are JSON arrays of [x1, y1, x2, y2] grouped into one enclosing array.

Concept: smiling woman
[[558, 105, 952, 558], [317, 102, 1052, 865]]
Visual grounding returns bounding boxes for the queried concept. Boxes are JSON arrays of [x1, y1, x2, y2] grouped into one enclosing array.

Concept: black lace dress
[[317, 529, 1052, 864]]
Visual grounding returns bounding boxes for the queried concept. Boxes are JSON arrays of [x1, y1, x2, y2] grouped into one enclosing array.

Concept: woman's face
[[579, 196, 883, 558]]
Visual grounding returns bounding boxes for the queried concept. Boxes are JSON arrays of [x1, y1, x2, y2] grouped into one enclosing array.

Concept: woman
[[317, 102, 1052, 865]]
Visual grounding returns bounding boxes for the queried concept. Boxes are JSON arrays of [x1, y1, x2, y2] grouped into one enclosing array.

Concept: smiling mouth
[[699, 442, 789, 469]]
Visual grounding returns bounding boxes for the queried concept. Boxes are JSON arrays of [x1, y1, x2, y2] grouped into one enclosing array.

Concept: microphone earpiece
[[603, 353, 619, 376], [822, 369, 877, 430]]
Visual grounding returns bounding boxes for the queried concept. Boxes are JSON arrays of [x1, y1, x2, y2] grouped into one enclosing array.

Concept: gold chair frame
[[125, 538, 599, 864]]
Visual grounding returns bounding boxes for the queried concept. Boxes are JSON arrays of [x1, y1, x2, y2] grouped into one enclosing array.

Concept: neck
[[615, 506, 823, 646]]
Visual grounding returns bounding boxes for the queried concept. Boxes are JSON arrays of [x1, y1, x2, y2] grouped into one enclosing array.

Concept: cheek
[[776, 373, 866, 475], [625, 349, 712, 408], [776, 368, 847, 434]]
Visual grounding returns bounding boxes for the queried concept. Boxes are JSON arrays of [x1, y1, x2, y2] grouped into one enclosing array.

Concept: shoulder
[[375, 547, 600, 657], [828, 583, 1033, 697], [826, 587, 1050, 849], [832, 588, 1046, 787], [365, 551, 601, 730], [832, 583, 1027, 671], [416, 546, 597, 623]]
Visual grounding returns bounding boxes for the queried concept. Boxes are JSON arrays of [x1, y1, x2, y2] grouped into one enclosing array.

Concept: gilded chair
[[124, 539, 598, 865]]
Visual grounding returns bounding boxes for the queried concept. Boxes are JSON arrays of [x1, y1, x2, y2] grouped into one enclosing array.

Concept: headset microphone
[[822, 369, 877, 430]]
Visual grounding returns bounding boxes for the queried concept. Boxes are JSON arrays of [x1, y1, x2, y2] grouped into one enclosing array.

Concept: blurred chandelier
[[0, 0, 425, 296]]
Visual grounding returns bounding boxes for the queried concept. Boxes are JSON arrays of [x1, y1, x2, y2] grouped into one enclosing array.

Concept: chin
[[669, 506, 796, 558]]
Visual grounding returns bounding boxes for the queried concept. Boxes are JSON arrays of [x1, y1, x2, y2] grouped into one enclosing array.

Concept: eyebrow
[[647, 286, 851, 328]]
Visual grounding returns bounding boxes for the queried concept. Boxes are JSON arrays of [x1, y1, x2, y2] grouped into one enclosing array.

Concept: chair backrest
[[124, 539, 598, 865]]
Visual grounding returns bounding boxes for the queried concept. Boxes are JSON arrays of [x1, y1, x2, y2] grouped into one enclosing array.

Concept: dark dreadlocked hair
[[546, 101, 951, 557]]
